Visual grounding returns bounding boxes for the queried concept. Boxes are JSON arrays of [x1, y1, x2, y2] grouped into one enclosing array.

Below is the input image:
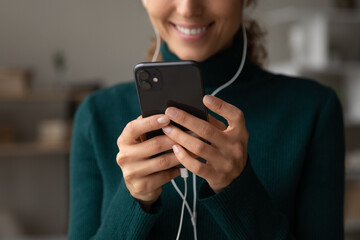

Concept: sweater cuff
[[121, 182, 163, 215], [198, 158, 252, 200], [112, 180, 162, 238], [197, 159, 263, 239]]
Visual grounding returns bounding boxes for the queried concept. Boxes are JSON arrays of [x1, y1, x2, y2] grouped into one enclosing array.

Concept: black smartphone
[[134, 60, 208, 140]]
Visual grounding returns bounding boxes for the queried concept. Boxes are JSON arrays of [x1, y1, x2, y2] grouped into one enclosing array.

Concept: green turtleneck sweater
[[68, 39, 344, 239]]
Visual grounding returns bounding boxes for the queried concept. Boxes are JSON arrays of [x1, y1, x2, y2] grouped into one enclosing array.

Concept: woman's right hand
[[116, 114, 180, 211]]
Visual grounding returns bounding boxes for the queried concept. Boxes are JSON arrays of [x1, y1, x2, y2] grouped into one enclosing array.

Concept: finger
[[208, 114, 227, 131], [203, 95, 245, 130], [135, 168, 180, 194], [165, 107, 227, 146], [135, 116, 148, 142], [172, 144, 213, 180], [120, 135, 175, 162], [119, 114, 170, 144], [162, 124, 221, 162], [122, 153, 180, 178]]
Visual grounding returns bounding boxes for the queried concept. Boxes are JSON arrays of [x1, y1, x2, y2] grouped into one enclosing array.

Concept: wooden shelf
[[0, 235, 67, 240], [0, 89, 94, 103], [0, 141, 70, 158]]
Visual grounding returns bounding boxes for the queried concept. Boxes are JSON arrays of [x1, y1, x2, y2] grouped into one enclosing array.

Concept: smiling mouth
[[172, 23, 214, 36]]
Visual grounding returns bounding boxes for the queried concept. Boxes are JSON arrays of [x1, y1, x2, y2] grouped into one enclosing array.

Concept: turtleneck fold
[[160, 36, 257, 93]]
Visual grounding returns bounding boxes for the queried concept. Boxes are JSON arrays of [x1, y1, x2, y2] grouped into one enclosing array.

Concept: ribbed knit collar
[[160, 36, 258, 93]]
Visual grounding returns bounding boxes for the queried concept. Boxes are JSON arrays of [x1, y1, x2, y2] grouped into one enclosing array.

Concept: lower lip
[[171, 23, 213, 42]]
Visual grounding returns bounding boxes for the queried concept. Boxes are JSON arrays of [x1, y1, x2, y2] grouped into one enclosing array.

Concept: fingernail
[[157, 116, 169, 124], [162, 126, 172, 133], [172, 145, 179, 153], [204, 95, 214, 105], [166, 108, 178, 118]]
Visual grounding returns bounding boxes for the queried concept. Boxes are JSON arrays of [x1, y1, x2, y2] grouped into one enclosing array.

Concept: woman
[[68, 0, 345, 239]]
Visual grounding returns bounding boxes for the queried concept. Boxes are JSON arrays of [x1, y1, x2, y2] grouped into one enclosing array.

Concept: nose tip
[[177, 0, 203, 17]]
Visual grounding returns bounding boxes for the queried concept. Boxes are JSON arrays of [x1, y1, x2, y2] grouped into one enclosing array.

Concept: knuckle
[[126, 121, 137, 135], [199, 124, 213, 138], [131, 182, 141, 195], [133, 181, 148, 195], [158, 155, 170, 169], [177, 111, 187, 124], [233, 109, 244, 122], [116, 151, 128, 166], [149, 137, 162, 153], [123, 169, 136, 181], [193, 142, 206, 155], [116, 152, 121, 165]]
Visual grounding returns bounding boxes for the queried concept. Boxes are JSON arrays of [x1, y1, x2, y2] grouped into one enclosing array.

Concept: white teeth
[[175, 25, 207, 35]]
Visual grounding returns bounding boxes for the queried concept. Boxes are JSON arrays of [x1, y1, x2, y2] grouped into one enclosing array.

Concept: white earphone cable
[[150, 2, 247, 238], [176, 168, 189, 240], [152, 28, 161, 62], [211, 24, 247, 96]]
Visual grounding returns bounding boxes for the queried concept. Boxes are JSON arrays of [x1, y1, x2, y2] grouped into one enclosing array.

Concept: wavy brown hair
[[147, 1, 267, 67]]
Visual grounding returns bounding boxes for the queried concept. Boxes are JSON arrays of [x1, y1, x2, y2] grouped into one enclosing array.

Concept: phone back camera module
[[137, 68, 162, 91]]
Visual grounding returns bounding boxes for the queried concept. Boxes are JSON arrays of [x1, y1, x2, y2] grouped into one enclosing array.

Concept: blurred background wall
[[0, 0, 341, 88], [0, 0, 152, 88], [0, 0, 359, 239]]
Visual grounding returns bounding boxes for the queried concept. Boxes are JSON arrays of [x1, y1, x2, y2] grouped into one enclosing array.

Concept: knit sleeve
[[198, 159, 294, 239], [295, 89, 344, 239], [198, 89, 344, 239], [68, 97, 161, 240]]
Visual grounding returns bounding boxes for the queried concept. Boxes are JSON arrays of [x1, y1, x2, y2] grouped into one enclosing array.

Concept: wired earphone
[[148, 1, 248, 239]]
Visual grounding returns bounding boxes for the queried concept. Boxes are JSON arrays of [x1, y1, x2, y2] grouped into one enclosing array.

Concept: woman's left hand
[[162, 95, 249, 193]]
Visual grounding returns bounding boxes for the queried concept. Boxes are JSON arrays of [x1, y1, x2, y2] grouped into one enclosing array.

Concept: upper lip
[[171, 22, 213, 28]]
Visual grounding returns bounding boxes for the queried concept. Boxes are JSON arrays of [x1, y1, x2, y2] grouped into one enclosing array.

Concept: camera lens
[[140, 81, 151, 90], [138, 70, 150, 81]]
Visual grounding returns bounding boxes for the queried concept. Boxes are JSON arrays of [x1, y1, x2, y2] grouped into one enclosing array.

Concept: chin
[[175, 49, 212, 62]]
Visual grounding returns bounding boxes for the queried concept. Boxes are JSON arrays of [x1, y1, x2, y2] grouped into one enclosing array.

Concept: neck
[[160, 35, 257, 94]]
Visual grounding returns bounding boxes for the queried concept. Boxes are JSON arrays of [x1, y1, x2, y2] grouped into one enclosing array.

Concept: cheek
[[146, 1, 172, 23], [211, 0, 243, 24], [217, 13, 242, 38], [146, 5, 174, 38]]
